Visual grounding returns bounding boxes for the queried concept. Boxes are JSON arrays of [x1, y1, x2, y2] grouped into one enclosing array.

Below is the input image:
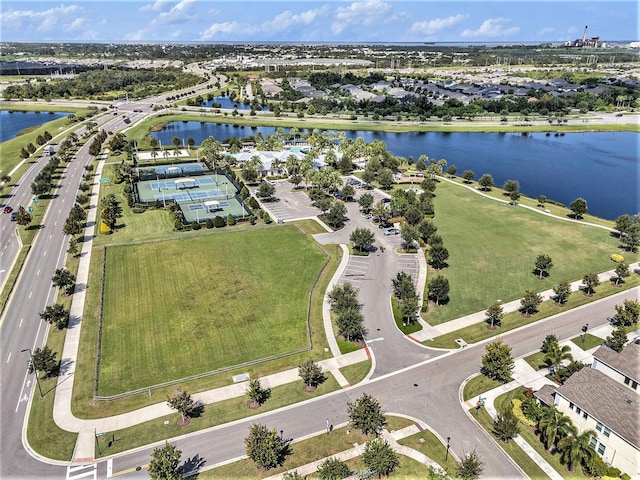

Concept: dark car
[[3, 206, 13, 214], [10, 211, 18, 221]]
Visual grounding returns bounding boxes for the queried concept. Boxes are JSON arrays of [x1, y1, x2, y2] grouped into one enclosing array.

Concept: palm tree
[[544, 342, 573, 373], [558, 429, 597, 472], [538, 406, 576, 452]]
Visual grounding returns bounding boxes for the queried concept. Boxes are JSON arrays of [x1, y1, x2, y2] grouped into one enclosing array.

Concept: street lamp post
[[445, 436, 451, 461], [581, 323, 589, 343], [21, 348, 44, 397]]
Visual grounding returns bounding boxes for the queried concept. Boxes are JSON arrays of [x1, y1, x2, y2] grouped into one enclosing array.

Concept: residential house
[[536, 342, 640, 479]]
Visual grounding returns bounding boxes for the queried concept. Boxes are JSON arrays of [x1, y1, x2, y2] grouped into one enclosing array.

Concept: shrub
[[512, 399, 536, 427], [99, 220, 111, 234], [213, 216, 226, 228], [227, 214, 236, 226], [205, 219, 214, 229], [191, 221, 201, 230], [174, 219, 183, 230], [583, 453, 607, 477]]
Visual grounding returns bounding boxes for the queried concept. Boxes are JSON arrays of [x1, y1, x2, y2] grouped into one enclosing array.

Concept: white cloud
[[538, 27, 555, 36], [140, 0, 172, 13], [410, 14, 468, 36], [461, 18, 519, 38], [152, 0, 196, 25], [332, 0, 391, 34], [261, 6, 330, 33], [200, 21, 258, 40], [0, 4, 81, 32], [64, 17, 86, 32]]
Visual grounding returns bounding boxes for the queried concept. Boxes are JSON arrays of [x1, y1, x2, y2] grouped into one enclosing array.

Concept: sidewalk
[[410, 261, 639, 342]]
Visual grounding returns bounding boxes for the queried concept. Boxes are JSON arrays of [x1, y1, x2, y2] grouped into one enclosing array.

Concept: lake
[[151, 123, 639, 220], [0, 110, 71, 143]]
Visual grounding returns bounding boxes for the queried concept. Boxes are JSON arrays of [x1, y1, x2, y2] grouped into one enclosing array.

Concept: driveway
[[257, 180, 321, 222]]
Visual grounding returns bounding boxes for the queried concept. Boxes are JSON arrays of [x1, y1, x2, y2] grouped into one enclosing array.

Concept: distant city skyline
[[0, 1, 637, 44]]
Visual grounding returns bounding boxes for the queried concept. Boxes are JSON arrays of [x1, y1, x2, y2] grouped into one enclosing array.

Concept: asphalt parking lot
[[257, 180, 321, 222]]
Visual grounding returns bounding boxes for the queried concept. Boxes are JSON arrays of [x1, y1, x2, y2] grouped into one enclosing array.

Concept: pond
[[0, 110, 71, 143], [150, 122, 639, 220]]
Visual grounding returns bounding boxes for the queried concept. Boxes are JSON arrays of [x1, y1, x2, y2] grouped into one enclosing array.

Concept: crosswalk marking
[[66, 463, 97, 480]]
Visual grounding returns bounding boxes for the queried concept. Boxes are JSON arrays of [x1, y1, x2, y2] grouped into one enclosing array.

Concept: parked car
[[3, 206, 13, 214], [384, 228, 400, 236]]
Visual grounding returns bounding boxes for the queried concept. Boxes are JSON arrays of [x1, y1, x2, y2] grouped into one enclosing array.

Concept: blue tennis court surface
[[154, 188, 226, 202], [150, 177, 216, 190], [187, 201, 230, 211]]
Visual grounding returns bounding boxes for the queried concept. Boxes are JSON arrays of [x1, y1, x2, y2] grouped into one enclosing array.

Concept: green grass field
[[424, 181, 638, 325], [98, 226, 327, 395]]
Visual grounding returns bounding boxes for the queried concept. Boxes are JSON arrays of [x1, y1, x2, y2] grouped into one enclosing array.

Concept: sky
[[0, 0, 637, 44]]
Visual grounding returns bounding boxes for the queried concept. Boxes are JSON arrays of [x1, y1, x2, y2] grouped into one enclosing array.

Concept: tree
[[569, 197, 588, 219], [340, 183, 355, 201], [610, 299, 640, 326], [52, 268, 76, 296], [244, 423, 291, 470], [485, 301, 504, 328], [400, 222, 419, 250], [558, 430, 597, 472], [582, 272, 600, 295], [541, 334, 558, 353], [446, 165, 457, 177], [553, 280, 572, 305], [538, 406, 575, 452], [362, 438, 400, 478], [537, 195, 547, 207], [336, 307, 365, 342], [347, 392, 387, 437], [316, 457, 351, 480], [16, 206, 32, 227], [462, 170, 475, 183], [481, 339, 514, 383], [544, 341, 573, 372], [148, 442, 182, 480], [67, 237, 79, 257], [606, 324, 628, 353], [493, 406, 520, 442], [400, 294, 420, 323], [358, 192, 374, 213], [283, 471, 305, 480], [429, 244, 449, 270], [349, 227, 375, 253], [247, 378, 271, 408], [418, 218, 438, 244], [325, 201, 347, 229], [375, 168, 393, 190], [167, 389, 200, 424], [509, 190, 520, 204], [503, 179, 519, 193], [392, 271, 416, 302], [63, 216, 83, 237], [298, 360, 326, 390], [614, 262, 630, 285], [40, 303, 69, 329], [478, 174, 494, 191], [621, 222, 640, 252], [428, 275, 449, 306], [257, 181, 275, 200], [520, 289, 542, 315], [328, 283, 360, 312], [100, 193, 122, 230], [371, 200, 390, 224], [28, 345, 58, 378], [456, 449, 484, 480], [534, 254, 553, 279]]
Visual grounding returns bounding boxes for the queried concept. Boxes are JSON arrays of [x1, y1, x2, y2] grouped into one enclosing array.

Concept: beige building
[[537, 342, 640, 478]]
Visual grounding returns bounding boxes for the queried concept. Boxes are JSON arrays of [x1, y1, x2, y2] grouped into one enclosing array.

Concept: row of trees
[[150, 390, 484, 479], [327, 283, 366, 343]]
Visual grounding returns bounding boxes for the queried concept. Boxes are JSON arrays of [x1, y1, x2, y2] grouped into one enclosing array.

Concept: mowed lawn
[[99, 226, 327, 395], [426, 182, 638, 324]]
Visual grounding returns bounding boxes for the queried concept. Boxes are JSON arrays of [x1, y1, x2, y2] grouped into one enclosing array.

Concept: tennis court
[[136, 169, 251, 222]]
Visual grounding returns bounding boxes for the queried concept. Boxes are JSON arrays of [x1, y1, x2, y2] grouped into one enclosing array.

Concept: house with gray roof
[[535, 342, 640, 479]]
